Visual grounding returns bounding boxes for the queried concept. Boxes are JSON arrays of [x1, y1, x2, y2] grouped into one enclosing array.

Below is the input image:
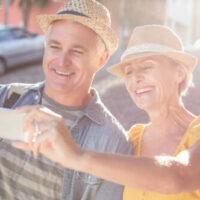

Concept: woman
[[14, 25, 200, 198], [107, 24, 200, 199]]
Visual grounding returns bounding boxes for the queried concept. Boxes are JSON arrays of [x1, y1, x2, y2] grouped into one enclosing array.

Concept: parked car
[[0, 25, 44, 75]]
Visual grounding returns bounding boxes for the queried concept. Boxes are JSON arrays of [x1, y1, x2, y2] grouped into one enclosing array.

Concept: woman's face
[[123, 55, 182, 111]]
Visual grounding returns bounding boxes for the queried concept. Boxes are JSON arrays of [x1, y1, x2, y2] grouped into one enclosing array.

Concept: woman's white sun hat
[[108, 24, 197, 77]]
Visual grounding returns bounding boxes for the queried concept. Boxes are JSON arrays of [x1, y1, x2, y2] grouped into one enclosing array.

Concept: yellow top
[[123, 117, 200, 200]]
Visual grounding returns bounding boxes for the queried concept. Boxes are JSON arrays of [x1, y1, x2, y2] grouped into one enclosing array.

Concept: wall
[[0, 0, 66, 34]]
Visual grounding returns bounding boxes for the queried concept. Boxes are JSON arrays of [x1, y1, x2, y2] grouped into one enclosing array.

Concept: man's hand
[[12, 105, 82, 168]]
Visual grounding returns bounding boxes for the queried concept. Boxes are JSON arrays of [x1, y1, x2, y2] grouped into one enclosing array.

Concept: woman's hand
[[12, 105, 82, 168]]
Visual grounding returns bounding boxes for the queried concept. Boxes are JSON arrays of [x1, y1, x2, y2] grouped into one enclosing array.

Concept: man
[[0, 0, 132, 199]]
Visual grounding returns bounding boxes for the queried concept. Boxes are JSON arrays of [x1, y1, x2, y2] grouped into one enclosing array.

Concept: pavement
[[1, 49, 200, 130]]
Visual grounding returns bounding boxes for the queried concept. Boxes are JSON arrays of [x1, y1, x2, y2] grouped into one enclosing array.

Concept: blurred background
[[0, 0, 200, 130]]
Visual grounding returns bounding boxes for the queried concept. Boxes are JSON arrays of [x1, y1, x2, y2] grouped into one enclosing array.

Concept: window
[[0, 30, 14, 42]]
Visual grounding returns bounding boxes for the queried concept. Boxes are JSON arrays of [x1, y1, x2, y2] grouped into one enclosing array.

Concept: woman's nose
[[132, 70, 144, 83]]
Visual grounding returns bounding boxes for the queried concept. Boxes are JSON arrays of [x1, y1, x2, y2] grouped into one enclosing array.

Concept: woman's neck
[[146, 104, 195, 137]]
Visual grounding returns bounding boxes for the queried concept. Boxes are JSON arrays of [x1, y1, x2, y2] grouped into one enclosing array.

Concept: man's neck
[[44, 88, 93, 107]]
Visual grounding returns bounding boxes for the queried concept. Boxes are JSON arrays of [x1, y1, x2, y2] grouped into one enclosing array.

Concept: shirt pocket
[[62, 169, 103, 198], [75, 171, 102, 185]]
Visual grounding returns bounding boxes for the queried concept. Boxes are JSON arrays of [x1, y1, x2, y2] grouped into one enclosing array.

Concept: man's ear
[[176, 64, 186, 84], [97, 51, 110, 71]]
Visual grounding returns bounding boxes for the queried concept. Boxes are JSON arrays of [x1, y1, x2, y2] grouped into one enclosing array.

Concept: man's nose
[[58, 51, 72, 67]]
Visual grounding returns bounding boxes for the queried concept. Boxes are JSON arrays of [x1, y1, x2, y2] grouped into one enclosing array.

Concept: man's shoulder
[[88, 102, 133, 154], [0, 82, 44, 93], [0, 82, 44, 108], [99, 102, 125, 132], [89, 91, 125, 133], [89, 95, 130, 141]]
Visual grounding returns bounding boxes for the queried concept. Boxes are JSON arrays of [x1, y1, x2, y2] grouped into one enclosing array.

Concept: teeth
[[136, 88, 152, 94], [56, 71, 74, 76]]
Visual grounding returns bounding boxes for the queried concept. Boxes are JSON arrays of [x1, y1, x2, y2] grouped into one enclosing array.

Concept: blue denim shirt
[[0, 82, 133, 200]]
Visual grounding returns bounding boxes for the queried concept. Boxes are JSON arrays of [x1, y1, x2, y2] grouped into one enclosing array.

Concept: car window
[[12, 28, 32, 39], [0, 30, 14, 42]]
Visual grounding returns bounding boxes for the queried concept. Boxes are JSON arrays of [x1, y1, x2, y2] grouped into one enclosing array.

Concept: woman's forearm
[[71, 148, 200, 194]]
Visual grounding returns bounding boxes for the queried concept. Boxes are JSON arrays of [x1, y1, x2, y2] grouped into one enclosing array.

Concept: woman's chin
[[136, 102, 156, 112]]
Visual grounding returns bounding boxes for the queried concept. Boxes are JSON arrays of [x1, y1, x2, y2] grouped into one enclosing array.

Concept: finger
[[32, 130, 52, 157], [22, 108, 42, 132], [23, 107, 61, 132], [24, 106, 61, 121], [35, 120, 55, 133], [39, 107, 62, 118], [12, 141, 31, 151], [26, 121, 36, 144], [33, 139, 41, 157], [15, 105, 41, 113], [23, 119, 42, 146], [21, 118, 38, 146]]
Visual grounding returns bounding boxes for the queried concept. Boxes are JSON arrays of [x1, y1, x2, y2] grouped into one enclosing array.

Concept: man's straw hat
[[108, 25, 197, 77], [37, 0, 118, 54]]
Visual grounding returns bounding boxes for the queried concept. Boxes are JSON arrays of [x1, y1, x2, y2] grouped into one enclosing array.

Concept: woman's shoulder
[[180, 116, 200, 150], [128, 124, 146, 143], [187, 116, 200, 141], [189, 116, 200, 128]]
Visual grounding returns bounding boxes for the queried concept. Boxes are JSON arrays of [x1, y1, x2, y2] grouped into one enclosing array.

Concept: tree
[[11, 0, 48, 27]]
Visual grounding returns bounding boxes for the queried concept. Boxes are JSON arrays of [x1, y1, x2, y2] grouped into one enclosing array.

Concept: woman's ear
[[176, 64, 186, 84]]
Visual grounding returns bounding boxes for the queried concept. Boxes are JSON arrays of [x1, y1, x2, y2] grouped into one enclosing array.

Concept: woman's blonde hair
[[167, 56, 193, 96], [179, 64, 193, 96]]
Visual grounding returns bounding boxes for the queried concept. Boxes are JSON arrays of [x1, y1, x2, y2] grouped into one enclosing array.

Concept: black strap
[[57, 10, 89, 18], [3, 92, 21, 108]]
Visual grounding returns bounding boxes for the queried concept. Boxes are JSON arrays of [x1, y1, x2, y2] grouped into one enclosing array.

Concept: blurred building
[[100, 0, 200, 48], [165, 0, 200, 47], [0, 0, 200, 47], [0, 0, 66, 34]]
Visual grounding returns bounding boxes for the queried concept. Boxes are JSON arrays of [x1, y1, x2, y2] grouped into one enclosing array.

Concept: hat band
[[57, 10, 89, 18], [121, 43, 182, 61]]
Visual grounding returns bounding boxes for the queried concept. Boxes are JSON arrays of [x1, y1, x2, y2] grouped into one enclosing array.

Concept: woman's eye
[[75, 51, 83, 54], [125, 70, 133, 75], [143, 66, 152, 70]]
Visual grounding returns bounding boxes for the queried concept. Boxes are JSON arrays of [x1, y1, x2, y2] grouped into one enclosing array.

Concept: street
[[0, 62, 44, 84]]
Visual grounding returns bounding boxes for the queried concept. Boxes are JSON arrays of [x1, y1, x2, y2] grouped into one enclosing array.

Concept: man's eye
[[50, 45, 59, 49], [74, 50, 83, 54]]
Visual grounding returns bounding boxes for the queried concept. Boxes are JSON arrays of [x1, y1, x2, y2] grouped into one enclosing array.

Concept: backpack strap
[[3, 84, 27, 108]]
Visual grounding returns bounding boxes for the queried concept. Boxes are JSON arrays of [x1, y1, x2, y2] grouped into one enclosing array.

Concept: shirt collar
[[28, 81, 45, 92], [34, 84, 106, 126], [82, 88, 106, 126]]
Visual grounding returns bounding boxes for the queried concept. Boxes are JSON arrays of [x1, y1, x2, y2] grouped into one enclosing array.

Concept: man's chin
[[45, 82, 75, 94]]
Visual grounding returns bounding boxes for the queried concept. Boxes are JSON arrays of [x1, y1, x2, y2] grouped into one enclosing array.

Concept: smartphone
[[0, 108, 26, 141]]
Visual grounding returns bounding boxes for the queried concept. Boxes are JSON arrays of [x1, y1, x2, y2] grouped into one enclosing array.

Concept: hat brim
[[36, 14, 118, 54], [107, 51, 198, 78]]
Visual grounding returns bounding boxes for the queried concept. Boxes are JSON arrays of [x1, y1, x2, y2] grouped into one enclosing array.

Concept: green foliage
[[10, 0, 48, 27], [34, 0, 48, 9], [11, 0, 48, 9]]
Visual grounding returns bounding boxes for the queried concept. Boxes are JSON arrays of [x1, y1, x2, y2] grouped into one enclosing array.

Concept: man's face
[[43, 20, 107, 98]]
